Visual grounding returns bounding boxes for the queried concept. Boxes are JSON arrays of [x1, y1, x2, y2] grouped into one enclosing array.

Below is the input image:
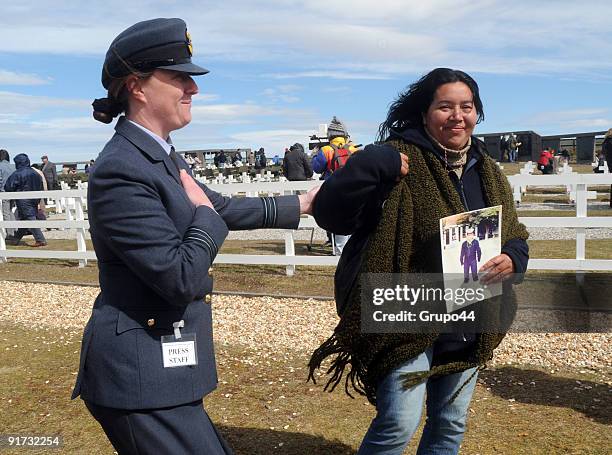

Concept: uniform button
[[205, 294, 212, 305], [208, 267, 213, 277], [147, 318, 155, 327]]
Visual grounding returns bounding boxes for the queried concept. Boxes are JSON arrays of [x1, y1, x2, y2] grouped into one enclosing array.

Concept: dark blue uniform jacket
[[72, 117, 300, 410]]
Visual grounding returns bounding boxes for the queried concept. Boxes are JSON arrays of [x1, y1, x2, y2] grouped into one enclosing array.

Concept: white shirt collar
[[128, 120, 174, 155]]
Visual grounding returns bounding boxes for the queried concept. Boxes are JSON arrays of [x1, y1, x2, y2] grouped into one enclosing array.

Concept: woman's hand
[[180, 170, 214, 210], [298, 185, 321, 215], [400, 153, 409, 176], [396, 153, 409, 181], [479, 253, 514, 285]]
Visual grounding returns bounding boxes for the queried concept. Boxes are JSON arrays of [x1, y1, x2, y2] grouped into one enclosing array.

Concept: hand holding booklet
[[439, 205, 503, 313]]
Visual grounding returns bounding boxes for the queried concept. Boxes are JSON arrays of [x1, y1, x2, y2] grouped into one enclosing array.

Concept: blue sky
[[1, 0, 612, 162]]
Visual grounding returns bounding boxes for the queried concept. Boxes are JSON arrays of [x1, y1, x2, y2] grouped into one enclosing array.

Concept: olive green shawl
[[308, 140, 529, 405]]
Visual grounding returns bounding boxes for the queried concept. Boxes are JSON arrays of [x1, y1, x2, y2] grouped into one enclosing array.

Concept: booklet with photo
[[439, 205, 503, 313]]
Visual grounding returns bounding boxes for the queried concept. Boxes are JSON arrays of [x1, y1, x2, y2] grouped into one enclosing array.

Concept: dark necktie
[[169, 146, 182, 172]]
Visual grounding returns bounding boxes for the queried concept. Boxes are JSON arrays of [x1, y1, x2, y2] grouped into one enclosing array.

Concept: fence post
[[0, 201, 6, 263], [575, 183, 587, 262], [74, 195, 88, 268], [285, 230, 295, 277]]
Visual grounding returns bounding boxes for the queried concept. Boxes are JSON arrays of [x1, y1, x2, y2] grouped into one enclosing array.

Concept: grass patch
[[528, 239, 612, 260], [517, 210, 612, 217], [0, 239, 336, 297], [521, 194, 610, 204], [2, 239, 612, 295], [0, 323, 609, 454]]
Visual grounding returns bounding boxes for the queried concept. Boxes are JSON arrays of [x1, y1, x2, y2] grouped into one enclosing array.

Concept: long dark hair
[[377, 68, 484, 141], [0, 149, 9, 162]]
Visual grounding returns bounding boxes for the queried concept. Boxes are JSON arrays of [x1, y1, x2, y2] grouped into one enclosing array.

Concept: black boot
[[5, 235, 20, 246]]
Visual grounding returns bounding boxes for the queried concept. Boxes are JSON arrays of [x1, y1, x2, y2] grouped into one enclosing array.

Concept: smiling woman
[[126, 69, 199, 138], [72, 17, 318, 455], [424, 81, 478, 151], [307, 68, 530, 455]]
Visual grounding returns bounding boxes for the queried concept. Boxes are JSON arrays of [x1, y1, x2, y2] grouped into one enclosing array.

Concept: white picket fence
[[507, 172, 612, 270], [0, 182, 338, 274], [1, 175, 611, 273]]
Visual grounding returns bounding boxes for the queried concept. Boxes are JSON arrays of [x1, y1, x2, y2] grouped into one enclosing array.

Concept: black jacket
[[313, 127, 529, 315], [283, 146, 313, 181], [5, 154, 43, 218]]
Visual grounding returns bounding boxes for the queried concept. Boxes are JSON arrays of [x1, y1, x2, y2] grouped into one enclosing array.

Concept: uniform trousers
[[85, 399, 233, 455]]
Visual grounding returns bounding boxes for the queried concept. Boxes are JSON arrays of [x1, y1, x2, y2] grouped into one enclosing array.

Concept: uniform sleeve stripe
[[261, 197, 278, 228], [262, 197, 269, 227], [271, 197, 278, 226], [184, 227, 218, 255], [184, 236, 215, 256]]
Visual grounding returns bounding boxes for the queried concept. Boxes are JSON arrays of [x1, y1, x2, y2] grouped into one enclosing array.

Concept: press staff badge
[[161, 320, 198, 368]]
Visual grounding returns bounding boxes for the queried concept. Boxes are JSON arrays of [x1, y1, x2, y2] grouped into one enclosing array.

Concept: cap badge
[[186, 30, 193, 56]]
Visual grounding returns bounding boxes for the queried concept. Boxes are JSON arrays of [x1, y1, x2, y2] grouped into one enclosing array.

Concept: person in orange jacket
[[311, 116, 359, 255]]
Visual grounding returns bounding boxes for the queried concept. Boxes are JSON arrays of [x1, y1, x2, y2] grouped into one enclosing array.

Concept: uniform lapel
[[115, 116, 181, 185]]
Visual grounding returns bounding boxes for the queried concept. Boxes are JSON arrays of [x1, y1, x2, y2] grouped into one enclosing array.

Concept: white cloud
[[268, 71, 394, 80], [190, 103, 280, 125], [0, 70, 51, 86], [230, 129, 315, 155], [0, 91, 88, 115], [518, 108, 612, 135], [1, 1, 611, 78], [260, 84, 302, 103], [193, 93, 221, 103]]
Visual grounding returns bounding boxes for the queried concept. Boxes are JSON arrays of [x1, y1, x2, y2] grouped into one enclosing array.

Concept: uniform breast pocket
[[116, 309, 185, 335]]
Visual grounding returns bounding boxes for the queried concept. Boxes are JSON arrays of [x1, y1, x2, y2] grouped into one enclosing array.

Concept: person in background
[[537, 147, 554, 174], [71, 18, 317, 454], [0, 149, 16, 237], [218, 150, 227, 167], [30, 164, 48, 191], [255, 147, 267, 169], [85, 159, 95, 174], [231, 150, 243, 165], [30, 164, 48, 221], [214, 150, 227, 168], [283, 142, 313, 181], [500, 133, 510, 162], [602, 129, 612, 208], [311, 116, 357, 255], [4, 154, 47, 247], [508, 133, 521, 162], [593, 151, 606, 174], [41, 155, 58, 190]]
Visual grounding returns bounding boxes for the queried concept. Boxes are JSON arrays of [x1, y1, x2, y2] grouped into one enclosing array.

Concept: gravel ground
[[1, 282, 610, 375]]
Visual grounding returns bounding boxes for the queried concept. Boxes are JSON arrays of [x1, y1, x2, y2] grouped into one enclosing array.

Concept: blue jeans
[[13, 214, 46, 243], [333, 234, 350, 256], [358, 346, 478, 455], [509, 149, 517, 162]]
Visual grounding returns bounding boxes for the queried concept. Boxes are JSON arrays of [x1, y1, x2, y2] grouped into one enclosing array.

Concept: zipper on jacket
[[449, 171, 470, 211], [457, 178, 470, 211]]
